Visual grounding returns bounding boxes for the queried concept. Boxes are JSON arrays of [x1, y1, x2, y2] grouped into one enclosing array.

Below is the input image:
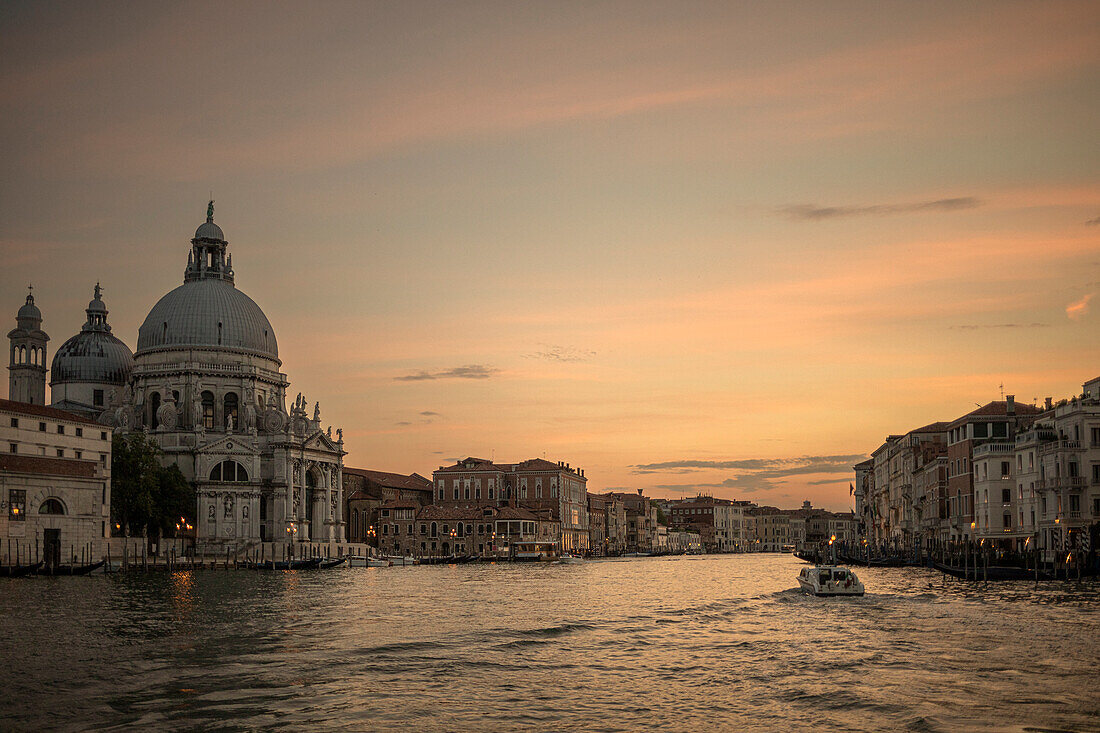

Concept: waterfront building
[[432, 457, 590, 552], [867, 422, 948, 547], [747, 506, 790, 551], [597, 490, 658, 552], [588, 492, 627, 555], [389, 503, 558, 558], [667, 495, 748, 551], [1028, 378, 1100, 557], [344, 468, 432, 545], [945, 397, 1041, 541], [0, 399, 112, 566]]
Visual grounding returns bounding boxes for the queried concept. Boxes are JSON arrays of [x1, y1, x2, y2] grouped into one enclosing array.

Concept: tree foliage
[[111, 432, 195, 539]]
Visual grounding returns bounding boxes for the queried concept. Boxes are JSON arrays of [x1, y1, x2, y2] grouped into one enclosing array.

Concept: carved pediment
[[196, 434, 261, 457], [302, 430, 340, 453]]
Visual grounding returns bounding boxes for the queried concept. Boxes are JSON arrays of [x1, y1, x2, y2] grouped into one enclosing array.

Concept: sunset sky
[[2, 1, 1097, 511]]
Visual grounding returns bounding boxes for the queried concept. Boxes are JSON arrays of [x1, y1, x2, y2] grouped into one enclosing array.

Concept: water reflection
[[0, 555, 1096, 731]]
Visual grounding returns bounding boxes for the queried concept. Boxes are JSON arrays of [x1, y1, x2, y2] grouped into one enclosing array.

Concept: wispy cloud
[[1066, 293, 1094, 321], [1085, 216, 1100, 226], [634, 454, 866, 473], [952, 322, 1048, 330], [395, 365, 499, 381], [524, 344, 597, 363], [420, 411, 441, 417], [780, 197, 980, 221], [642, 454, 865, 496]]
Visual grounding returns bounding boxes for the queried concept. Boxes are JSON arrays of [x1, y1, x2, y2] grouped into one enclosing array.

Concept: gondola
[[930, 559, 1054, 581], [318, 557, 346, 569], [0, 561, 43, 578], [42, 560, 105, 576], [250, 558, 322, 570]]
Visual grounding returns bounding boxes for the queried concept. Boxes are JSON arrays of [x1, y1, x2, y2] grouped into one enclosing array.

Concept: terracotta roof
[[342, 467, 432, 491], [0, 453, 100, 478], [951, 400, 1043, 424], [416, 505, 487, 521], [496, 505, 538, 520], [0, 398, 103, 426], [909, 421, 949, 434], [378, 499, 420, 510]]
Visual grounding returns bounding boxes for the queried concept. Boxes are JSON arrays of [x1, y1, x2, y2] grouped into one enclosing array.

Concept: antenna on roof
[[999, 382, 1004, 400]]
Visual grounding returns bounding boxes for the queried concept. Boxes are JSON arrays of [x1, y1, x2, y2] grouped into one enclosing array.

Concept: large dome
[[136, 279, 279, 361], [51, 330, 133, 384]]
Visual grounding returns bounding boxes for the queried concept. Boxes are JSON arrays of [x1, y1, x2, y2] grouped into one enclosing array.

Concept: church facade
[[6, 203, 346, 550]]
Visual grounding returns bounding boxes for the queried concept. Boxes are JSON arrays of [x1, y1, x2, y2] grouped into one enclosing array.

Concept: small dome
[[194, 220, 225, 241], [136, 278, 278, 361], [50, 330, 134, 385], [18, 294, 41, 322]]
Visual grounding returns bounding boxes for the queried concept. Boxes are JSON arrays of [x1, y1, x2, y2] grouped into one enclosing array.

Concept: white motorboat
[[797, 565, 865, 597], [382, 555, 418, 566], [347, 555, 394, 568], [557, 554, 584, 564]]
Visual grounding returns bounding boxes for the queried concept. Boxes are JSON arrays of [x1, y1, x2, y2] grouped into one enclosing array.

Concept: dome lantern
[[185, 200, 233, 284]]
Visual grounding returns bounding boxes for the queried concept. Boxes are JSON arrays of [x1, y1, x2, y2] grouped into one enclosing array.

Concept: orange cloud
[[1066, 293, 1094, 320]]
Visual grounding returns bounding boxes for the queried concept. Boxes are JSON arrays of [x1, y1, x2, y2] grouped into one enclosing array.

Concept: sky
[[1, 1, 1098, 511]]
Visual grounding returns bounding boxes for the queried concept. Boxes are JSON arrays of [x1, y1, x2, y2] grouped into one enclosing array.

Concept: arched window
[[201, 391, 215, 429], [17, 345, 26, 364], [305, 469, 316, 522], [149, 392, 161, 429], [224, 392, 238, 429], [39, 498, 65, 515], [209, 460, 249, 482]]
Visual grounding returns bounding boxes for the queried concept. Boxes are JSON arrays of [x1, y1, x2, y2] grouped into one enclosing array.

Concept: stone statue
[[223, 494, 234, 518], [108, 388, 118, 408], [243, 400, 257, 433], [207, 199, 215, 220], [313, 402, 321, 422], [208, 504, 215, 521], [192, 394, 203, 427], [330, 492, 337, 519], [326, 425, 332, 438]]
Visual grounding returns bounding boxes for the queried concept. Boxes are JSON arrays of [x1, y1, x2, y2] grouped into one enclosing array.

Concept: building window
[[40, 498, 65, 515], [101, 431, 107, 441], [9, 418, 17, 428], [75, 451, 82, 459], [57, 449, 65, 457], [202, 391, 215, 429], [76, 427, 83, 437], [56, 424, 64, 435], [9, 489, 26, 521], [149, 392, 161, 429], [38, 422, 46, 432], [209, 460, 249, 482], [224, 392, 239, 429], [93, 389, 104, 407]]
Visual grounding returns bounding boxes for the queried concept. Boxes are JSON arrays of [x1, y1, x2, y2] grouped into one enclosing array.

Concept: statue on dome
[[207, 200, 215, 221]]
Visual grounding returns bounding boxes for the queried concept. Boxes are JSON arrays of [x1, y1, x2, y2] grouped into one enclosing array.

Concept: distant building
[[668, 495, 748, 551], [432, 457, 590, 552], [344, 468, 433, 545]]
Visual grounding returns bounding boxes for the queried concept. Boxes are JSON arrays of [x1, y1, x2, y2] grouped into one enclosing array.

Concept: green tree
[[111, 433, 195, 543]]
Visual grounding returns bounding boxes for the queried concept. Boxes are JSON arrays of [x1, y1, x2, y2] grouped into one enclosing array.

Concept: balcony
[[1040, 439, 1081, 455], [973, 442, 1014, 458]]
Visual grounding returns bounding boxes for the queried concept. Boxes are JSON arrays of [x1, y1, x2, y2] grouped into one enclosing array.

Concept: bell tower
[[7, 286, 49, 404]]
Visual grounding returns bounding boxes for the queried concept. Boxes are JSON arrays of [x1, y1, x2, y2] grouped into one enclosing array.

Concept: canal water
[[0, 554, 1096, 731]]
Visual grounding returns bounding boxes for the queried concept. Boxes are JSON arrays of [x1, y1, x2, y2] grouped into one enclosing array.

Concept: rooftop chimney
[[637, 489, 643, 496], [1006, 394, 1015, 415], [1045, 397, 1053, 411]]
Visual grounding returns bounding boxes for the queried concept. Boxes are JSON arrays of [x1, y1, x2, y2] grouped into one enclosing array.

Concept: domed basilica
[[7, 203, 346, 548]]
